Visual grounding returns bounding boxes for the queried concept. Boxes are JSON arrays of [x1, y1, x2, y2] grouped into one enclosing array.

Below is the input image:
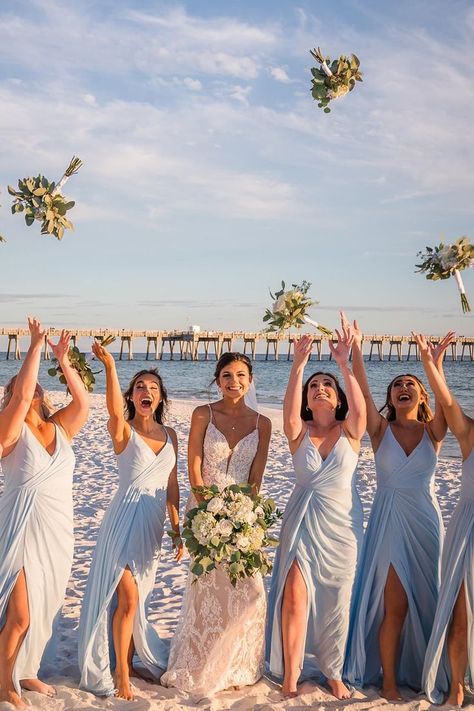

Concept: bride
[[161, 352, 272, 696]]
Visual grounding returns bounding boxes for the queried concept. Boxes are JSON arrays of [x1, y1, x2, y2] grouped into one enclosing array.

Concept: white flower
[[248, 526, 265, 551], [437, 246, 458, 272], [243, 510, 257, 525], [207, 496, 225, 514], [235, 533, 251, 551], [217, 519, 234, 537], [272, 294, 287, 314], [191, 511, 218, 546], [255, 505, 264, 518], [328, 84, 350, 100], [227, 493, 254, 523]]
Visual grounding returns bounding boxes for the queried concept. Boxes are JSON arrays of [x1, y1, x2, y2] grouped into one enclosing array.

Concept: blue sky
[[0, 0, 473, 335]]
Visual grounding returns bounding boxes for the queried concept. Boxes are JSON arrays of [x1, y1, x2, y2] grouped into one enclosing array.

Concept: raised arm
[[341, 312, 385, 441], [283, 334, 312, 446], [413, 332, 473, 456], [422, 332, 454, 444], [91, 340, 129, 453], [187, 405, 210, 503], [248, 415, 272, 494], [49, 331, 89, 439], [0, 317, 45, 450], [166, 428, 184, 561], [328, 322, 367, 442]]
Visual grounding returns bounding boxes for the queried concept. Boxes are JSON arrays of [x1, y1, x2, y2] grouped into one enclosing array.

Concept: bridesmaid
[[78, 341, 182, 700], [266, 321, 366, 700], [0, 320, 89, 709], [344, 318, 451, 699], [415, 332, 474, 706]]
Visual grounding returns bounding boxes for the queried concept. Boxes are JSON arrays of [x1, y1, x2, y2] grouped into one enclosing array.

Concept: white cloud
[[270, 67, 291, 83], [182, 77, 202, 91]]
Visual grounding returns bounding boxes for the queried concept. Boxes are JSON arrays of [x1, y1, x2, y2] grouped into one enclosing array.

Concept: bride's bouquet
[[8, 156, 83, 240], [263, 280, 332, 335], [310, 46, 363, 113], [48, 345, 100, 393], [180, 484, 282, 587], [416, 237, 474, 313]]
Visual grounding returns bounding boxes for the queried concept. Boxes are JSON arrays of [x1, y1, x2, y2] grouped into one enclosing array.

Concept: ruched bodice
[[0, 423, 75, 694], [267, 430, 364, 682], [162, 409, 267, 696], [79, 426, 175, 696], [345, 425, 443, 691], [423, 447, 474, 702]]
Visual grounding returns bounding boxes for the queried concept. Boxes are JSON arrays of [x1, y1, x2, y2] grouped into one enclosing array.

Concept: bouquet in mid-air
[[179, 484, 282, 587], [8, 156, 83, 240], [416, 237, 473, 313], [263, 281, 332, 336], [310, 46, 363, 113], [48, 334, 115, 393]]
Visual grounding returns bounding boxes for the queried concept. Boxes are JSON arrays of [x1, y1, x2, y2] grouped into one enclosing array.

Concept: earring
[[306, 405, 311, 412]]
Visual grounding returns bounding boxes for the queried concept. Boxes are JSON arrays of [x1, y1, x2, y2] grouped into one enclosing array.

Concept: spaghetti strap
[[208, 404, 213, 424], [256, 413, 261, 428]]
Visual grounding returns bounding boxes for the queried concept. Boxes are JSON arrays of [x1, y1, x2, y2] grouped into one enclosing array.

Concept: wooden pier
[[0, 329, 473, 362]]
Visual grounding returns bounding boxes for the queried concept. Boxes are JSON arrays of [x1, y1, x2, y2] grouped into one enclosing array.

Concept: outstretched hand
[[48, 330, 71, 364], [92, 339, 115, 368], [412, 331, 455, 366], [292, 334, 313, 368], [328, 317, 354, 366], [340, 311, 362, 349], [28, 316, 46, 348]]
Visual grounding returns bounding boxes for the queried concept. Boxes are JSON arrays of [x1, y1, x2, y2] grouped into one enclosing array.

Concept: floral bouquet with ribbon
[[416, 237, 474, 313], [263, 280, 332, 336], [48, 343, 102, 393], [176, 484, 282, 587], [8, 156, 83, 240], [310, 46, 363, 113]]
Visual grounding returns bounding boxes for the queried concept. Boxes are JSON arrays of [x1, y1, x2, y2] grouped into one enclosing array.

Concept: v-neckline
[[209, 421, 257, 452], [306, 428, 343, 463], [25, 422, 59, 458], [132, 426, 169, 458], [388, 424, 426, 458]]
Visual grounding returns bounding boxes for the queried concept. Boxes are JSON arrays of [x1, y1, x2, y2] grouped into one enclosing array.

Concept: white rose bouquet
[[8, 156, 83, 240], [263, 280, 332, 336], [177, 484, 282, 587], [416, 237, 474, 313], [310, 46, 363, 113]]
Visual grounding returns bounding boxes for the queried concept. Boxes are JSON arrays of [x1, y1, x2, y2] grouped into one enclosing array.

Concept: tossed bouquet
[[416, 237, 474, 313], [310, 46, 363, 113], [48, 345, 100, 393], [180, 484, 282, 587], [8, 156, 83, 240], [263, 280, 332, 335]]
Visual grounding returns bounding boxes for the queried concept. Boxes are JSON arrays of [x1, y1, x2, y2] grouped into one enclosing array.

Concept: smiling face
[[389, 375, 425, 413], [131, 373, 161, 417], [217, 360, 252, 400], [306, 373, 339, 414]]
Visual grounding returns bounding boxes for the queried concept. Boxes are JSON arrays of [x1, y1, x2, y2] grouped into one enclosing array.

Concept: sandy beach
[[0, 391, 467, 711]]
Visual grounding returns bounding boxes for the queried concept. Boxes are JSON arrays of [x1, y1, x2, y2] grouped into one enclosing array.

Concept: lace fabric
[[161, 420, 266, 696]]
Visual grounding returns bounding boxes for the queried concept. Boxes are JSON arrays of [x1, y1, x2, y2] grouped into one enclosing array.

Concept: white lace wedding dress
[[161, 407, 266, 696]]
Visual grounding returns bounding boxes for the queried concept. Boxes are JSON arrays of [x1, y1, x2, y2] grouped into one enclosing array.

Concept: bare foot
[[114, 673, 134, 701], [380, 686, 404, 702], [0, 687, 28, 709], [446, 683, 464, 707], [327, 679, 352, 700], [21, 678, 56, 697]]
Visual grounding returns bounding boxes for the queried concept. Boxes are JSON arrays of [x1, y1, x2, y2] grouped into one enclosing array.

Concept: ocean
[[0, 353, 472, 459]]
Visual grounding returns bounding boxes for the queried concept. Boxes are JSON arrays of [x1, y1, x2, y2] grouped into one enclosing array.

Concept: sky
[[0, 0, 473, 336]]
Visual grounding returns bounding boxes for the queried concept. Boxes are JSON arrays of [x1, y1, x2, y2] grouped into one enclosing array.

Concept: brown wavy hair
[[301, 371, 348, 422], [212, 352, 253, 384], [379, 373, 433, 422], [1, 376, 53, 419], [123, 369, 168, 423]]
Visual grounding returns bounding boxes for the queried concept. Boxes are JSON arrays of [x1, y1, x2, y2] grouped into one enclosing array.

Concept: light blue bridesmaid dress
[[344, 425, 443, 690], [423, 448, 474, 703], [267, 428, 364, 682], [78, 427, 175, 696], [0, 424, 75, 695]]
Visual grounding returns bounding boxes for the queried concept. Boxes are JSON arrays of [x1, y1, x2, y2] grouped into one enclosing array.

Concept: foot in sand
[[446, 683, 464, 707], [327, 679, 352, 700], [21, 678, 56, 697], [0, 687, 28, 709], [114, 673, 135, 701], [380, 686, 404, 702]]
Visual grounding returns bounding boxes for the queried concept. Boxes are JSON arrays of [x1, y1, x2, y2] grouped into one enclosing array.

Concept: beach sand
[[0, 392, 467, 710]]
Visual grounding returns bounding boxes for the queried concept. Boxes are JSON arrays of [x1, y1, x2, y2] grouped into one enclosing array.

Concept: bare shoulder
[[192, 404, 211, 421], [258, 414, 272, 432], [165, 426, 178, 446]]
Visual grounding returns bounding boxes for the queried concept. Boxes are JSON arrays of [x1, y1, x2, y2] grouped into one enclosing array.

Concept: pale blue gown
[[344, 425, 443, 691], [267, 429, 364, 682], [423, 448, 474, 703], [78, 426, 175, 696], [0, 423, 75, 695]]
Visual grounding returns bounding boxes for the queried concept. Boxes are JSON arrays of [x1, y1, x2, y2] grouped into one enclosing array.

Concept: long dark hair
[[212, 352, 253, 385], [123, 369, 168, 423], [301, 371, 348, 421], [379, 373, 433, 423]]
